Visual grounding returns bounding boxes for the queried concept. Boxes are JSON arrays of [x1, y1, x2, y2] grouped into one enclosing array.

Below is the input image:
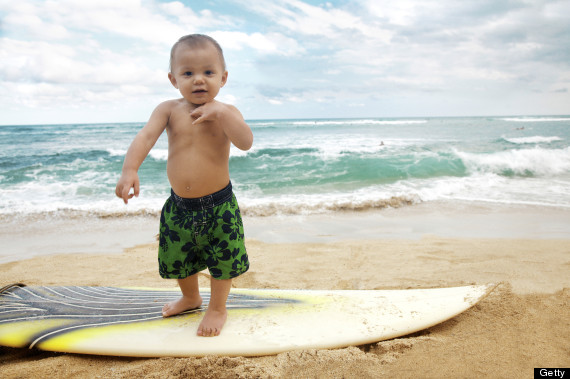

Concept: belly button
[[186, 186, 191, 191]]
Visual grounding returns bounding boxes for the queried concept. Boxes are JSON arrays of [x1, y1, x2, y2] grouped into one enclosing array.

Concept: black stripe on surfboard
[[0, 283, 26, 294]]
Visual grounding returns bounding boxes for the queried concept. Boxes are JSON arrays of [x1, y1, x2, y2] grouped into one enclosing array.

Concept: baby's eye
[[183, 71, 192, 76], [205, 70, 214, 75]]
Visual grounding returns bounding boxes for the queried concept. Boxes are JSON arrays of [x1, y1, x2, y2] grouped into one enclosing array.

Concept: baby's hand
[[115, 171, 140, 204], [191, 101, 224, 125]]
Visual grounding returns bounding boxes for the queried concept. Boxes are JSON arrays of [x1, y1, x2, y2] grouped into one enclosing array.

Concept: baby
[[115, 34, 253, 337]]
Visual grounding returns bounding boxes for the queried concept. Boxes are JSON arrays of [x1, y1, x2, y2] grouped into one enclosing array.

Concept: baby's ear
[[168, 72, 178, 89], [221, 71, 228, 87]]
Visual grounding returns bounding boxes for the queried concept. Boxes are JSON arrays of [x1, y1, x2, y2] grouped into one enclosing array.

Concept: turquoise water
[[1, 116, 569, 216]]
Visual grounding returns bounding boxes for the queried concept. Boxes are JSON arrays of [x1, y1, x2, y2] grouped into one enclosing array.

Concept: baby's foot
[[162, 296, 202, 317], [197, 308, 227, 337]]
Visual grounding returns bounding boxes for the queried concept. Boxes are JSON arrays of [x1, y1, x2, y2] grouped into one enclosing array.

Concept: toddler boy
[[115, 34, 253, 337]]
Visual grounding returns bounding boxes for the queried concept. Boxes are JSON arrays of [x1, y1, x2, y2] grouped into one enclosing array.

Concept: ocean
[[1, 116, 569, 218]]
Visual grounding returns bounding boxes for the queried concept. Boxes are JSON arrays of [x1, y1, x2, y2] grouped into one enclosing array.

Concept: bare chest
[[167, 111, 228, 147]]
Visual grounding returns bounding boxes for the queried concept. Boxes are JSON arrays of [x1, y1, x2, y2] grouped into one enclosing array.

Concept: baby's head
[[169, 34, 226, 73], [168, 34, 228, 105]]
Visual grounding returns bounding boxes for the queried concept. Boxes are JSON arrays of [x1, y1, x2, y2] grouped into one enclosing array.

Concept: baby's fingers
[[121, 187, 132, 204], [192, 116, 205, 125]]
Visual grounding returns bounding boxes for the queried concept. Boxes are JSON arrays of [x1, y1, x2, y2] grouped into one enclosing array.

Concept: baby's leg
[[162, 274, 203, 317], [197, 277, 231, 337]]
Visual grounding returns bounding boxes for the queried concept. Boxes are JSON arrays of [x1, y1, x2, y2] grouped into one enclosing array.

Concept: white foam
[[0, 173, 167, 215], [3, 171, 570, 217], [237, 171, 570, 215], [148, 149, 168, 161], [456, 147, 570, 176], [230, 146, 252, 157], [249, 133, 425, 161], [249, 121, 279, 127], [499, 117, 569, 122], [238, 186, 420, 216], [107, 148, 127, 156], [503, 136, 562, 144], [392, 173, 570, 208], [291, 119, 428, 126]]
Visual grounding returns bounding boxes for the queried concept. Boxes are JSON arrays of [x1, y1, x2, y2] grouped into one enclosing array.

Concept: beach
[[1, 204, 569, 378]]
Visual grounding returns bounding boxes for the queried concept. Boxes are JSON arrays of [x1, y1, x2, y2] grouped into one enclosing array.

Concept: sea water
[[1, 116, 569, 218]]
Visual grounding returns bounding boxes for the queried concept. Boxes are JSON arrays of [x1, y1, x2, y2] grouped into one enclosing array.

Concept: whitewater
[[0, 116, 569, 217]]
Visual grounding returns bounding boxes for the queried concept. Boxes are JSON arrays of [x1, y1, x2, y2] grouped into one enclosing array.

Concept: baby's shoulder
[[161, 98, 198, 117], [155, 98, 184, 112]]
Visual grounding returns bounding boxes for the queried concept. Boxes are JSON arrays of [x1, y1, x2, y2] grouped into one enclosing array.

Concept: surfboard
[[0, 283, 495, 357]]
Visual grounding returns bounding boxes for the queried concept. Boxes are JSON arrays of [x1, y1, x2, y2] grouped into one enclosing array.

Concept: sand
[[1, 210, 570, 378]]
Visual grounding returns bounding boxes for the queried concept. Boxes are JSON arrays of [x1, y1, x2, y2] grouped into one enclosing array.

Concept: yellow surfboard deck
[[0, 283, 495, 357]]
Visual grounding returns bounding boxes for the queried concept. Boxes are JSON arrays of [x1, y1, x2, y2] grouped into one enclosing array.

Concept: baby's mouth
[[193, 89, 207, 94]]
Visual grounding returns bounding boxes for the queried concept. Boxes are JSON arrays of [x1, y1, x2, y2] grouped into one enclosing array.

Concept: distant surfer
[[116, 34, 253, 337]]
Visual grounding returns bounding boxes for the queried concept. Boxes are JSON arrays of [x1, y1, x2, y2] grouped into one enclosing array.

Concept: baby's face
[[168, 43, 228, 106]]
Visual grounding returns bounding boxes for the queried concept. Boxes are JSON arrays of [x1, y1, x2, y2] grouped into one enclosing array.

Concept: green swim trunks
[[158, 182, 249, 280]]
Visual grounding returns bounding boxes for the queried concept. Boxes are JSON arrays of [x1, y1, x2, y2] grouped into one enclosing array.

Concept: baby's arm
[[191, 101, 253, 151], [115, 102, 170, 204]]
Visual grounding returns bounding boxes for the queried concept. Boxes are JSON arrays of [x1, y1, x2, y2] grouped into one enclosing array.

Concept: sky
[[1, 0, 569, 125]]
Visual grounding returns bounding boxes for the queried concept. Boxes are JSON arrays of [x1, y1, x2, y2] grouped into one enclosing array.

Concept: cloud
[[2, 11, 70, 40], [2, 0, 234, 46], [243, 0, 569, 104], [0, 38, 165, 85], [0, 1, 188, 110], [0, 0, 311, 115], [1, 0, 569, 123], [211, 31, 304, 56], [0, 35, 170, 110]]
